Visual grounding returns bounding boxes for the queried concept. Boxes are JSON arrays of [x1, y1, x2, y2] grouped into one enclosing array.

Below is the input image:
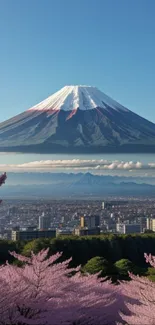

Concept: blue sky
[[0, 0, 155, 122]]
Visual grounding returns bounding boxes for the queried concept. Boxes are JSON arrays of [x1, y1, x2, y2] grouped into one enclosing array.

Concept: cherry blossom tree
[[120, 252, 155, 325], [0, 248, 125, 325]]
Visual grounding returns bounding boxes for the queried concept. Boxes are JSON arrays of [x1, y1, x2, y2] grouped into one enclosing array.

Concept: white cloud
[[148, 163, 155, 167], [0, 159, 150, 173]]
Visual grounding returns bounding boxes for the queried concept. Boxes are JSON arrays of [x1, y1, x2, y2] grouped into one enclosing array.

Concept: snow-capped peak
[[28, 85, 129, 112]]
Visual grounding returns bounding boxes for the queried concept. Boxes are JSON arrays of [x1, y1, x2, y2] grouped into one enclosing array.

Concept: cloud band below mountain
[[0, 159, 154, 172]]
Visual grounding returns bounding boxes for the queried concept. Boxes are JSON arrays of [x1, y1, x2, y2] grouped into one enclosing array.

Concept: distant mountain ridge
[[1, 172, 155, 185], [2, 172, 155, 185], [1, 172, 155, 198]]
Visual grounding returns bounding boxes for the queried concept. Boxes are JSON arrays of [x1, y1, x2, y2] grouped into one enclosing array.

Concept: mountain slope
[[0, 85, 155, 153]]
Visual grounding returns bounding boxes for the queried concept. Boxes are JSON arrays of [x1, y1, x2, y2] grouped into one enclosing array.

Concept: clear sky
[[0, 0, 155, 122]]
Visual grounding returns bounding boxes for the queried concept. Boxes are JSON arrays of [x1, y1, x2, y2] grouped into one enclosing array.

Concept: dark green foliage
[[132, 265, 147, 276], [0, 239, 24, 264], [144, 229, 154, 233], [147, 267, 155, 275], [82, 256, 118, 282], [1, 234, 155, 273], [115, 259, 135, 280], [21, 238, 50, 257], [82, 256, 110, 276], [12, 259, 25, 267], [146, 267, 155, 281]]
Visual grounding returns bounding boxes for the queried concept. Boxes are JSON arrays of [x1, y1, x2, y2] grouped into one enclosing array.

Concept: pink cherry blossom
[[0, 248, 124, 325], [120, 252, 155, 325]]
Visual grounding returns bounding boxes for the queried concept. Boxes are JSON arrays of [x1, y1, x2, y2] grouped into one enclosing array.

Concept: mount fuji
[[0, 85, 155, 153]]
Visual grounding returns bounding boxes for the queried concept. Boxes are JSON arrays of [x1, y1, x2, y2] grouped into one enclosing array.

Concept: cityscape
[[0, 197, 155, 241]]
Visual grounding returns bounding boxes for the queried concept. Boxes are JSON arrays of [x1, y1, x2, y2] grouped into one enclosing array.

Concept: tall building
[[102, 202, 105, 210], [147, 218, 155, 232], [39, 213, 51, 230], [80, 215, 100, 228], [116, 223, 141, 234]]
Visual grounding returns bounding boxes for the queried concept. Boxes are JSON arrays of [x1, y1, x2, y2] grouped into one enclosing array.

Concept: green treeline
[[1, 233, 155, 267], [2, 234, 155, 281]]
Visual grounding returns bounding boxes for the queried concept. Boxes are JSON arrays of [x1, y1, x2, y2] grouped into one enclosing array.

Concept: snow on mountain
[[28, 85, 129, 114], [0, 85, 155, 153]]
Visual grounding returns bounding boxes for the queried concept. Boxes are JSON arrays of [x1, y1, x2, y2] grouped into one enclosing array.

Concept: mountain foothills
[[0, 85, 155, 153]]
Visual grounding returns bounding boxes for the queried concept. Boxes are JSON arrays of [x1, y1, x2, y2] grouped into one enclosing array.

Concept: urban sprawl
[[0, 198, 155, 241]]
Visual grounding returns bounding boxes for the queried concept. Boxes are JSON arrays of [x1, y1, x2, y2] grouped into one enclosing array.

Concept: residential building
[[39, 213, 51, 230], [11, 229, 56, 241], [56, 228, 73, 237], [116, 223, 141, 234], [147, 218, 155, 232], [80, 215, 100, 228], [74, 227, 100, 236], [102, 202, 105, 210]]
